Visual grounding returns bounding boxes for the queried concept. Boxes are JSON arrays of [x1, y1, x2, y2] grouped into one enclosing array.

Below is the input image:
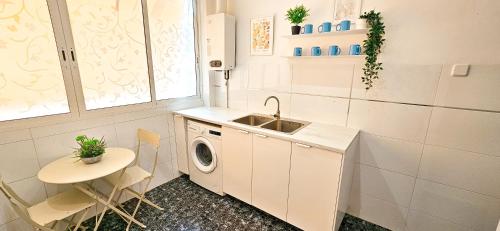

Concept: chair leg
[[126, 197, 143, 231], [124, 187, 164, 211], [73, 208, 89, 231]]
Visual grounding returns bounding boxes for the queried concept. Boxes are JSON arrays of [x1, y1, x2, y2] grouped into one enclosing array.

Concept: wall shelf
[[282, 55, 366, 59], [282, 29, 368, 39]]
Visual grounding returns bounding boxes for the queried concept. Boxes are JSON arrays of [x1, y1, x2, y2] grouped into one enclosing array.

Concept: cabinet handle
[[238, 130, 249, 134], [255, 134, 267, 138], [295, 143, 311, 148]]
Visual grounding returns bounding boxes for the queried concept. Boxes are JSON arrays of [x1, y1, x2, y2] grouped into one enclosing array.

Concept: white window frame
[[0, 0, 203, 130]]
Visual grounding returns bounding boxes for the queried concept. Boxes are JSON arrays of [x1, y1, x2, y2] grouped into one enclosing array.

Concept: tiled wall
[[0, 100, 202, 230], [211, 0, 500, 230]]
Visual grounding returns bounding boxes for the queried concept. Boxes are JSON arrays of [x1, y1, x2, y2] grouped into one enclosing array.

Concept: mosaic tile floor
[[83, 175, 390, 231]]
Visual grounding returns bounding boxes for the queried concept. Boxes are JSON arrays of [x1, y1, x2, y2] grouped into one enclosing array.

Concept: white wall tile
[[352, 64, 442, 105], [0, 130, 31, 145], [411, 179, 500, 231], [247, 90, 291, 117], [290, 94, 349, 126], [435, 64, 500, 111], [0, 140, 39, 183], [419, 145, 500, 198], [426, 107, 500, 156], [115, 115, 169, 149], [149, 161, 174, 189], [348, 193, 408, 231], [359, 132, 423, 177], [247, 62, 265, 90], [30, 116, 115, 138], [291, 63, 354, 98], [405, 210, 471, 231], [351, 164, 416, 207], [8, 177, 47, 205], [348, 100, 432, 143], [0, 219, 32, 231], [228, 90, 248, 111], [34, 125, 117, 167]]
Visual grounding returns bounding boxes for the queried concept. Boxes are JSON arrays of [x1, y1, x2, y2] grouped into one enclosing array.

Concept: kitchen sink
[[232, 114, 274, 126], [261, 119, 310, 134]]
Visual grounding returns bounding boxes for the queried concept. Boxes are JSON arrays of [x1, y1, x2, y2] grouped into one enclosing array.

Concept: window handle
[[61, 49, 66, 61]]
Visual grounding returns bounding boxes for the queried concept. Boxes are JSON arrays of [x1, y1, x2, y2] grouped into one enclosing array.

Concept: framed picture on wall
[[250, 16, 274, 56], [333, 0, 363, 23]]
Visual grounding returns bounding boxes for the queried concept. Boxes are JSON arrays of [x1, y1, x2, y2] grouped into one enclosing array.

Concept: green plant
[[73, 135, 106, 159], [360, 10, 386, 90], [285, 5, 310, 25]]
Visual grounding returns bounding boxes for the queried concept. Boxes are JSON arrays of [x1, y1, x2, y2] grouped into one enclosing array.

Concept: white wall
[[213, 0, 500, 230]]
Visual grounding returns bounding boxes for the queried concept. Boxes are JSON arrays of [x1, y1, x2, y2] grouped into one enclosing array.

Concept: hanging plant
[[360, 10, 385, 90]]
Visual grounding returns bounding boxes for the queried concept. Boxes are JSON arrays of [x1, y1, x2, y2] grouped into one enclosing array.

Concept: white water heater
[[206, 13, 235, 70]]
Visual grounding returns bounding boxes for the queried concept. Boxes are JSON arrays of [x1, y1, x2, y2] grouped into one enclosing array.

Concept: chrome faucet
[[264, 96, 280, 119]]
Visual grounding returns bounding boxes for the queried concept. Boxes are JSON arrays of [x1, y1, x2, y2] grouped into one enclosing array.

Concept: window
[[66, 0, 152, 110], [0, 0, 70, 121], [147, 0, 198, 100], [0, 0, 198, 123]]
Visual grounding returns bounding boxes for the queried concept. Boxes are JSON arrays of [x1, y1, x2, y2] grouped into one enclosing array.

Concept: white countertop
[[175, 107, 359, 154]]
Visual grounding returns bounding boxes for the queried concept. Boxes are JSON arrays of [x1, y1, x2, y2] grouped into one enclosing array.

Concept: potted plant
[[74, 135, 106, 164], [285, 5, 310, 35]]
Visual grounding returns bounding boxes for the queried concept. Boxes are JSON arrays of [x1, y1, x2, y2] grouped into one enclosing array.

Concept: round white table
[[38, 147, 135, 184], [38, 147, 143, 230]]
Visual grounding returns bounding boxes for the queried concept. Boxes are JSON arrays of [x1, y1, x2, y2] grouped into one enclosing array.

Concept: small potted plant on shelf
[[285, 5, 310, 35], [74, 135, 106, 164]]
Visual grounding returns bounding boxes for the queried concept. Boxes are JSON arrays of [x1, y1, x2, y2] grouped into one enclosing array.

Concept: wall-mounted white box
[[206, 13, 235, 70]]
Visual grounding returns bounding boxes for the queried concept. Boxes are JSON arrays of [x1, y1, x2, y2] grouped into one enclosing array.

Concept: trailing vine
[[360, 10, 385, 90]]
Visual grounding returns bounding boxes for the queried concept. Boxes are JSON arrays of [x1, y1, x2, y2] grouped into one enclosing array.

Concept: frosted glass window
[[148, 0, 197, 100], [67, 0, 151, 110], [0, 0, 70, 122]]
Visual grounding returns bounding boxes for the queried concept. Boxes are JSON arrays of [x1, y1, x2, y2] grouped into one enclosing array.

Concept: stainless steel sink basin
[[232, 114, 274, 126], [261, 119, 310, 134]]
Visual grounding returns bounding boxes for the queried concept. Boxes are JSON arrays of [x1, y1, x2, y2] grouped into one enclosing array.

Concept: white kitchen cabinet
[[251, 133, 291, 220], [174, 115, 189, 174], [221, 127, 253, 204], [287, 143, 343, 231]]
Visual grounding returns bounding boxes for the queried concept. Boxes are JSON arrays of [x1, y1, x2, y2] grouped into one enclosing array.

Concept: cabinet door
[[252, 134, 291, 220], [287, 143, 343, 231], [221, 127, 253, 204], [174, 115, 189, 174]]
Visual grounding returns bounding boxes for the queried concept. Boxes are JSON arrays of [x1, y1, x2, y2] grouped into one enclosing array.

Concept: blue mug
[[336, 20, 351, 31], [349, 44, 362, 55], [328, 45, 341, 56], [311, 46, 322, 56], [301, 24, 313, 34], [294, 47, 303, 56], [318, 22, 332, 33]]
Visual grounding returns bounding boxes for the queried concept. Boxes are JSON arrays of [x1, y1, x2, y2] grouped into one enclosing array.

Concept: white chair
[[0, 177, 95, 231], [104, 128, 164, 230]]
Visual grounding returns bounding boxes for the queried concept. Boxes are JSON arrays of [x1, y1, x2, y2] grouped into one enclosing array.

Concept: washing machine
[[187, 120, 225, 195]]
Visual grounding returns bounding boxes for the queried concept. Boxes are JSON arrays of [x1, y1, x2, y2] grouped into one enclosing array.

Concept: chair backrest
[[136, 128, 161, 176], [0, 177, 52, 230]]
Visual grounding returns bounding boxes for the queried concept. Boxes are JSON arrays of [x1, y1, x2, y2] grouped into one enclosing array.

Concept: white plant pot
[[81, 155, 102, 164], [356, 19, 369, 29]]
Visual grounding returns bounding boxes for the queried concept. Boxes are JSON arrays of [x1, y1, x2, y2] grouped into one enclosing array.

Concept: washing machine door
[[191, 137, 217, 173]]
